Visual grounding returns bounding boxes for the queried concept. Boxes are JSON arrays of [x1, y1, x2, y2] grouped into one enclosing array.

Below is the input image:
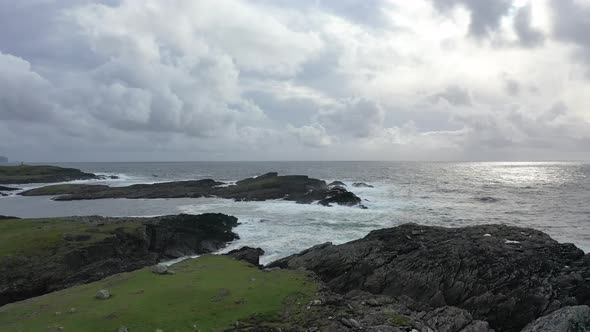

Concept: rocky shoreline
[[0, 214, 238, 306], [20, 172, 367, 208], [268, 223, 590, 332], [0, 217, 589, 331]]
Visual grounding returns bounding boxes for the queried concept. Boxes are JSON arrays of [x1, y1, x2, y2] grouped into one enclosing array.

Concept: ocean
[[1, 161, 589, 264]]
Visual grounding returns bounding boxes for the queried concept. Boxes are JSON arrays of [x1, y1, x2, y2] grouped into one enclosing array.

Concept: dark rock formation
[[0, 186, 20, 191], [21, 172, 366, 208], [329, 181, 347, 187], [269, 224, 590, 332], [230, 290, 494, 332], [353, 182, 374, 188], [521, 305, 590, 332], [224, 247, 265, 266], [318, 186, 365, 208], [0, 165, 98, 184], [0, 213, 239, 306]]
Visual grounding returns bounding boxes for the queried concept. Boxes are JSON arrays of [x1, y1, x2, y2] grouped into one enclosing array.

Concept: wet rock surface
[[0, 213, 239, 306], [224, 247, 265, 266], [269, 224, 590, 332], [21, 172, 366, 208]]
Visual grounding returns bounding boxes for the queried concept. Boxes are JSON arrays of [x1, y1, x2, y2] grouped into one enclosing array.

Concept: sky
[[1, 0, 590, 162]]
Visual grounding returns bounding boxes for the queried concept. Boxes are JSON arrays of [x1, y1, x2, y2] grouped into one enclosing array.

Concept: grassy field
[[0, 255, 318, 331], [0, 218, 142, 258]]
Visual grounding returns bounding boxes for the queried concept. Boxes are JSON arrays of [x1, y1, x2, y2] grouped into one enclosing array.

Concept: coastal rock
[[269, 224, 590, 332], [0, 213, 239, 306], [0, 165, 99, 184], [352, 182, 374, 188], [521, 305, 590, 332], [0, 185, 20, 191], [318, 187, 364, 207], [21, 172, 366, 208], [224, 247, 265, 266], [328, 181, 347, 187]]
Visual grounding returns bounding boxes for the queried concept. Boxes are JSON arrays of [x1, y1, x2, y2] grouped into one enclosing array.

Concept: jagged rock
[[329, 181, 347, 187], [352, 182, 374, 188], [521, 305, 590, 332], [269, 224, 590, 332], [318, 187, 363, 207], [95, 289, 110, 300], [0, 213, 239, 306], [224, 247, 265, 266]]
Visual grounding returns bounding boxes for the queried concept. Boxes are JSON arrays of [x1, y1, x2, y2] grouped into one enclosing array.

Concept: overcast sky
[[1, 0, 590, 162]]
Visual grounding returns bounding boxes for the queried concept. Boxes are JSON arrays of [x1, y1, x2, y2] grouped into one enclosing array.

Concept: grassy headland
[[0, 165, 98, 184], [0, 255, 317, 331]]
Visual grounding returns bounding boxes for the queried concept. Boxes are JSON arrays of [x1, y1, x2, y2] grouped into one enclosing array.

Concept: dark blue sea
[[1, 161, 589, 263]]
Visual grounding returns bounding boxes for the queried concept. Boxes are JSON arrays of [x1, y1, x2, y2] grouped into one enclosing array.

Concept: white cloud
[[0, 0, 589, 161]]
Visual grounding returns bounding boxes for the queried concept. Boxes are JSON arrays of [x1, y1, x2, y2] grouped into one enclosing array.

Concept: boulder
[[328, 181, 347, 187], [269, 224, 590, 332], [95, 289, 110, 300], [224, 247, 265, 266]]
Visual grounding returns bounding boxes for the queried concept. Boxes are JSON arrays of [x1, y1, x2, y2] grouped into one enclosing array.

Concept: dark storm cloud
[[513, 4, 544, 47], [551, 0, 590, 67], [433, 0, 513, 38]]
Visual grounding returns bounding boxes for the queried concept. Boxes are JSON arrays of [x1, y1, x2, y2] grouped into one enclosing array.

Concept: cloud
[[0, 0, 589, 161], [288, 123, 333, 147], [551, 0, 590, 68], [432, 0, 513, 38], [513, 3, 545, 47]]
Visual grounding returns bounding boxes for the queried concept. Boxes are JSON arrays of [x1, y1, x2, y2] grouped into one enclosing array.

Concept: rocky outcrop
[[0, 213, 238, 306], [224, 247, 265, 266], [353, 182, 374, 188], [0, 186, 20, 191], [318, 187, 365, 208], [328, 181, 347, 187], [0, 165, 99, 184], [21, 172, 366, 208], [269, 224, 590, 332], [521, 305, 590, 332], [231, 290, 494, 332]]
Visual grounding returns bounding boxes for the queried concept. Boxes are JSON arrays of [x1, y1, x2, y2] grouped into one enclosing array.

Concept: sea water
[[1, 161, 589, 263]]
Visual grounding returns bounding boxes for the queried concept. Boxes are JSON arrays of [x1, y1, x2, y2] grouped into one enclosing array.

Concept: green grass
[[384, 312, 413, 326], [0, 255, 318, 332], [0, 218, 141, 258]]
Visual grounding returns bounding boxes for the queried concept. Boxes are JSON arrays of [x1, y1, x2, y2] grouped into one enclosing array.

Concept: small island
[[0, 164, 100, 184], [20, 171, 367, 208]]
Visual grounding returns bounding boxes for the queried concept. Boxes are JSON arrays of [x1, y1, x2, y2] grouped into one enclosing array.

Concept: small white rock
[[95, 289, 111, 300]]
